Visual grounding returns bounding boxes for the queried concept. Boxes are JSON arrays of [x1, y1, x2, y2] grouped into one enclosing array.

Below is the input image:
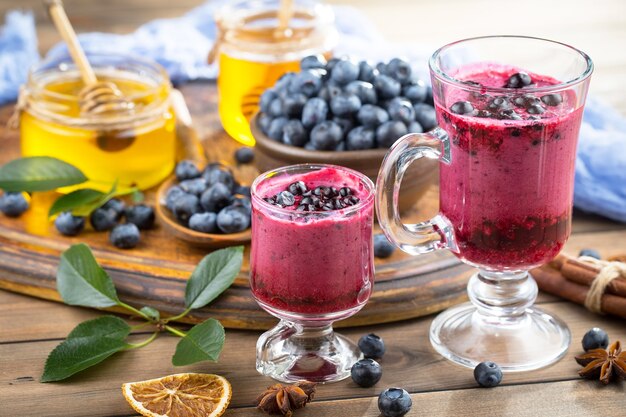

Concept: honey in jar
[[17, 52, 176, 192], [214, 0, 337, 146]]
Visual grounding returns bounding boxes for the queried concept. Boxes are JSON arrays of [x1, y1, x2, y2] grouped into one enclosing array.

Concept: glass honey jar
[[213, 0, 337, 146], [16, 52, 176, 192]]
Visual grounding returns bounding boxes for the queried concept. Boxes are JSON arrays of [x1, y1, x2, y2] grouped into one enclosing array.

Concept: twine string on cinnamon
[[579, 256, 626, 314]]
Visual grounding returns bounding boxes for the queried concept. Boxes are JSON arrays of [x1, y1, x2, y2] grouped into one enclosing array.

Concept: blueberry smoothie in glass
[[250, 165, 374, 318], [436, 64, 584, 270]]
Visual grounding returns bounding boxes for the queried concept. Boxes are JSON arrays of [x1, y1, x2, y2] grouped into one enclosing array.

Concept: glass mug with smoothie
[[250, 164, 374, 383], [376, 36, 593, 371]]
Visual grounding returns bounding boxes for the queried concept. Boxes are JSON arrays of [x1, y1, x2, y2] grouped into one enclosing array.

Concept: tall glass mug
[[376, 36, 593, 371]]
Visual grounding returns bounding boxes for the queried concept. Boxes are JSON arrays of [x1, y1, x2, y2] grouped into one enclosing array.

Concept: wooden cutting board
[[0, 83, 471, 330]]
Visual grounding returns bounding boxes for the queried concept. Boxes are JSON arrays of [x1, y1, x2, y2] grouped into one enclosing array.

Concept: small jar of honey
[[213, 0, 337, 146], [16, 52, 176, 192]]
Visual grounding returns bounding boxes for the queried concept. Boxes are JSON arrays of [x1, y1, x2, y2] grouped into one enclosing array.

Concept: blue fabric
[[0, 4, 625, 222]]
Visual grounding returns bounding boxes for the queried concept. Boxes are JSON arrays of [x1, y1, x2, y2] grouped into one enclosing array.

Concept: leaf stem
[[164, 308, 192, 323], [130, 322, 152, 331], [124, 331, 159, 350], [118, 302, 152, 321], [165, 325, 187, 338]]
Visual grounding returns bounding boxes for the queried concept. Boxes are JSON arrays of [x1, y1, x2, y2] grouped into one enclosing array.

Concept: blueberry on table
[[403, 79, 428, 104], [259, 89, 278, 114], [582, 327, 609, 351], [358, 333, 386, 358], [0, 192, 29, 217], [330, 92, 362, 117], [351, 359, 383, 387], [172, 193, 200, 225], [357, 104, 389, 128], [378, 388, 412, 417], [101, 198, 125, 220], [201, 182, 233, 213], [300, 54, 326, 70], [541, 93, 563, 107], [358, 60, 378, 83], [473, 361, 503, 387], [282, 119, 309, 147], [345, 80, 377, 105], [90, 207, 118, 231], [188, 212, 218, 233], [110, 223, 140, 249], [330, 59, 360, 85], [175, 159, 201, 181], [234, 147, 255, 164], [578, 248, 601, 260], [450, 101, 474, 115], [310, 120, 343, 150], [282, 93, 308, 118], [165, 185, 185, 212], [413, 103, 437, 131], [505, 72, 532, 88], [347, 126, 376, 150], [376, 121, 408, 148], [387, 97, 415, 125], [179, 178, 208, 196], [54, 212, 85, 236], [374, 74, 402, 99], [301, 98, 328, 129], [407, 121, 424, 133], [125, 204, 155, 230], [386, 57, 412, 84], [374, 234, 396, 258], [216, 205, 250, 233], [289, 70, 323, 97]]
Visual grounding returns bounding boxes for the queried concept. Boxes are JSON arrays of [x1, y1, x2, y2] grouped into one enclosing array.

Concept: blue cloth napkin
[[0, 3, 625, 222]]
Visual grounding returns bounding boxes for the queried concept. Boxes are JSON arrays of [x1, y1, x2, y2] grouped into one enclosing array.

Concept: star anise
[[575, 340, 626, 384], [255, 381, 317, 416]]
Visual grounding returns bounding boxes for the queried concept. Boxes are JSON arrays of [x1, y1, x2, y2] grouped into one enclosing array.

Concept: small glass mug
[[250, 164, 374, 383], [376, 36, 593, 372]]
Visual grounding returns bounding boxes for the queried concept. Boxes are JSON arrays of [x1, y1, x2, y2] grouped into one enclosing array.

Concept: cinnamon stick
[[532, 264, 626, 319], [550, 254, 626, 298]]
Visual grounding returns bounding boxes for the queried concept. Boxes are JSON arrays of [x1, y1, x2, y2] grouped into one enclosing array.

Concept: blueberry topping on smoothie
[[276, 191, 296, 207], [505, 72, 532, 88], [497, 109, 522, 120], [450, 101, 474, 115], [264, 182, 360, 212], [541, 93, 563, 106], [527, 104, 546, 114], [288, 181, 308, 195], [487, 97, 512, 111]]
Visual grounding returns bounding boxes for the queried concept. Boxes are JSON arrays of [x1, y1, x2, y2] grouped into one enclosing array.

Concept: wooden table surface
[[1, 1, 626, 416]]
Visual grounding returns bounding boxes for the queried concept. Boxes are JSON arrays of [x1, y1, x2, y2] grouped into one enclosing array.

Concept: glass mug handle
[[376, 127, 456, 255]]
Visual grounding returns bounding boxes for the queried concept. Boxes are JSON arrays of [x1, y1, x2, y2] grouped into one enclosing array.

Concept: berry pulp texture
[[250, 167, 374, 317], [437, 64, 584, 270]]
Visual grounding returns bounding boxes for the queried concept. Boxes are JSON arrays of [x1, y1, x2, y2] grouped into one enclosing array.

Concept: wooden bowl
[[155, 176, 251, 248], [251, 113, 438, 213]]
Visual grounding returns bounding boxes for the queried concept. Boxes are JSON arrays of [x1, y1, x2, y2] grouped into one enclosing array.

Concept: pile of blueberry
[[449, 72, 563, 120], [163, 160, 251, 234], [257, 55, 436, 151], [263, 180, 359, 212], [55, 199, 154, 249]]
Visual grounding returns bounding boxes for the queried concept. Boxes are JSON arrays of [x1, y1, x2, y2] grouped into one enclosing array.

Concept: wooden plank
[[1, 300, 624, 417]]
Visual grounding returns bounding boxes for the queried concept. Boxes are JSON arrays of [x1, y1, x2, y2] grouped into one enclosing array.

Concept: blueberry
[[387, 97, 415, 125], [125, 204, 155, 230], [505, 72, 532, 88], [541, 93, 563, 107], [325, 57, 340, 74], [487, 97, 512, 111], [289, 70, 322, 97], [357, 104, 389, 128], [347, 126, 375, 150], [318, 84, 342, 103], [304, 141, 316, 150], [335, 141, 346, 152], [578, 248, 601, 259], [89, 207, 118, 231], [301, 98, 328, 129], [376, 121, 407, 148], [330, 59, 360, 85], [330, 92, 361, 117], [200, 182, 233, 213], [203, 166, 235, 191], [358, 333, 386, 358], [288, 181, 307, 195], [345, 81, 377, 105], [582, 327, 609, 351], [234, 185, 251, 197], [310, 120, 343, 150], [0, 192, 28, 217], [376, 62, 388, 75], [259, 89, 278, 114], [268, 97, 284, 117], [109, 223, 140, 249], [175, 160, 201, 181], [179, 178, 207, 196], [282, 119, 309, 147], [513, 94, 540, 108], [102, 198, 125, 220], [498, 109, 523, 120], [257, 112, 272, 135], [234, 147, 254, 164], [333, 116, 355, 136], [425, 85, 434, 106], [413, 103, 437, 130], [450, 101, 474, 115], [54, 212, 85, 236], [266, 117, 289, 141], [273, 72, 296, 92], [231, 195, 252, 215], [216, 205, 250, 233], [527, 104, 546, 115], [172, 193, 200, 224], [475, 110, 493, 118], [374, 234, 395, 258], [358, 60, 378, 83], [189, 212, 218, 233], [473, 361, 503, 388], [374, 74, 402, 99], [386, 58, 412, 84], [276, 191, 296, 206], [407, 121, 424, 133], [351, 359, 383, 388], [282, 93, 308, 118], [378, 388, 412, 417], [165, 186, 185, 212], [403, 79, 428, 104], [300, 54, 326, 70]]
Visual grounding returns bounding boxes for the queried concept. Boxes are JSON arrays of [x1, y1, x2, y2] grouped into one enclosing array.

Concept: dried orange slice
[[122, 373, 231, 417]]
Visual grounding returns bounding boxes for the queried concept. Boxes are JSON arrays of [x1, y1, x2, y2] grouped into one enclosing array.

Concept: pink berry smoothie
[[437, 64, 584, 270], [250, 166, 375, 317]]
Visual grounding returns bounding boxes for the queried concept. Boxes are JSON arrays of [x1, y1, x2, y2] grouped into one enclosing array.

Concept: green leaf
[[171, 319, 225, 366], [41, 316, 130, 382], [140, 306, 160, 322], [71, 181, 118, 217], [48, 189, 105, 217], [57, 243, 120, 308], [184, 246, 243, 310], [0, 157, 87, 192]]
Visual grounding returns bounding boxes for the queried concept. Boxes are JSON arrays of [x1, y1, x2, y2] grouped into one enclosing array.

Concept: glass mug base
[[256, 319, 362, 383]]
